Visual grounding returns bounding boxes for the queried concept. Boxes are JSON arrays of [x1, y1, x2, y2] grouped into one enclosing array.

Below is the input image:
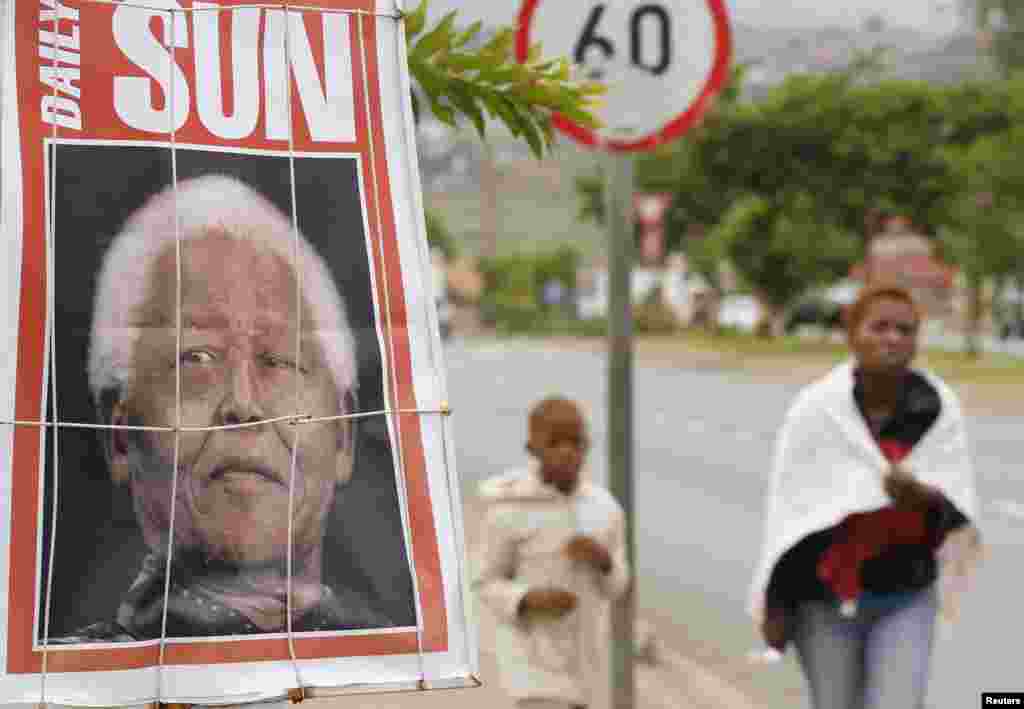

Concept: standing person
[[749, 285, 983, 709], [475, 397, 630, 709]]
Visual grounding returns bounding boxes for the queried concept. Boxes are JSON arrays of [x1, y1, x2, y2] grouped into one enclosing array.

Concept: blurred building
[[575, 252, 711, 326], [850, 216, 957, 321]]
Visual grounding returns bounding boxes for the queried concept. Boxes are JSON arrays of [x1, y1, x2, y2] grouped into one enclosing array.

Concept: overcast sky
[[426, 0, 964, 35]]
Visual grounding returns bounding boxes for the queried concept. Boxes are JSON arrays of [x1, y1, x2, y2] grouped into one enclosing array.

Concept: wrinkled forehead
[[142, 230, 308, 328]]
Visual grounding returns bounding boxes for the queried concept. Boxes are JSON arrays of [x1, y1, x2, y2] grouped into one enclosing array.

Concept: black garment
[[765, 370, 969, 613], [52, 553, 394, 643]]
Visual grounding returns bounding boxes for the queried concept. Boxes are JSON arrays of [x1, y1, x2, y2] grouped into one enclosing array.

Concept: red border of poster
[[7, 0, 447, 674]]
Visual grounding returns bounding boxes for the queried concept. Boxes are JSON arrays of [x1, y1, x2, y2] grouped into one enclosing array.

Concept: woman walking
[[750, 285, 983, 709]]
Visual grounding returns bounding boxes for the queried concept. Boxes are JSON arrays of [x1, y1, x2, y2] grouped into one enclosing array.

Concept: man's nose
[[216, 358, 265, 427]]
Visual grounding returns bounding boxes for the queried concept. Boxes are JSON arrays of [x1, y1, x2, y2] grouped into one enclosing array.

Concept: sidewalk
[[336, 611, 761, 709], [327, 496, 763, 709]]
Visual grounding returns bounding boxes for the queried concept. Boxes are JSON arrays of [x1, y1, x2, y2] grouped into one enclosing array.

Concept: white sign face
[[519, 0, 731, 151]]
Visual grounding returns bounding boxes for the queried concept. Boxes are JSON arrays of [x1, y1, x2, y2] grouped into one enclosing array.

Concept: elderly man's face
[[109, 232, 353, 565]]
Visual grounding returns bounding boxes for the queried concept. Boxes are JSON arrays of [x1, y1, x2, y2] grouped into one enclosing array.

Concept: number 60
[[574, 4, 672, 77]]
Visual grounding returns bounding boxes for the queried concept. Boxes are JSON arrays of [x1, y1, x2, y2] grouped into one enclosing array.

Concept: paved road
[[446, 338, 1024, 709], [921, 331, 1024, 358]]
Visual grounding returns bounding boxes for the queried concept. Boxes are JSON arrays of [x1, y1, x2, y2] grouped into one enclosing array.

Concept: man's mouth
[[207, 458, 285, 487]]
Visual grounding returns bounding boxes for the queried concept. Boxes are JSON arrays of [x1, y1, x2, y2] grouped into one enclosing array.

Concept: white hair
[[88, 174, 358, 410]]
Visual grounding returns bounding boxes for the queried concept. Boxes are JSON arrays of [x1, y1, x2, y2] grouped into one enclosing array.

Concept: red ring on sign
[[515, 0, 733, 152]]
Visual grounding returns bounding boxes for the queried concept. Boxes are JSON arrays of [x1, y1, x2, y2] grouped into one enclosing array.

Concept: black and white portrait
[[40, 145, 416, 643]]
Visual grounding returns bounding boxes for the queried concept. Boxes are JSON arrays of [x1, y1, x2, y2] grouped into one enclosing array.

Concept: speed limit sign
[[516, 0, 732, 152]]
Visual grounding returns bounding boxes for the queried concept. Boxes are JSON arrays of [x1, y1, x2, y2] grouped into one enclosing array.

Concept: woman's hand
[[884, 464, 940, 510]]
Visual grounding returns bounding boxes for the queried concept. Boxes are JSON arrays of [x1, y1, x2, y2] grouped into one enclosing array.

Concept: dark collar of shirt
[[852, 368, 942, 452], [51, 553, 395, 643]]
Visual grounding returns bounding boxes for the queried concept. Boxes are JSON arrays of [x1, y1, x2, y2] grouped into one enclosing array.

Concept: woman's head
[[845, 285, 921, 374]]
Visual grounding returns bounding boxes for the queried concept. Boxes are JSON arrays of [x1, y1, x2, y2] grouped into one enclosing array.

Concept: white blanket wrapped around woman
[[749, 361, 983, 626]]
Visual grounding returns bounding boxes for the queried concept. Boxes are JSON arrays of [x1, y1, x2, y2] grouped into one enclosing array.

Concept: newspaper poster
[[0, 0, 475, 703]]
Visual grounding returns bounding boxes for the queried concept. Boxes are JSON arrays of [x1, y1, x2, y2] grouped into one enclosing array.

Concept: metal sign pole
[[517, 5, 731, 706], [604, 149, 635, 709]]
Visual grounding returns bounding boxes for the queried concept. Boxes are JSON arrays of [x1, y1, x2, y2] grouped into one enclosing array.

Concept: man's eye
[[262, 353, 303, 372], [181, 349, 217, 364]]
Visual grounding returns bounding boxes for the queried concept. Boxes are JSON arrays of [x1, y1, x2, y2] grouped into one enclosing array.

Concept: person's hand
[[518, 588, 578, 618], [760, 606, 789, 652], [884, 464, 939, 510], [565, 535, 613, 573]]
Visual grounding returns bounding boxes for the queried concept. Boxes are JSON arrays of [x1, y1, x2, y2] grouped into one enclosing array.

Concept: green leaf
[[411, 10, 457, 62], [404, 4, 604, 159], [519, 115, 545, 158], [404, 0, 428, 39], [488, 95, 525, 137], [438, 52, 486, 73], [413, 62, 456, 125], [454, 20, 482, 48], [554, 58, 571, 82], [428, 98, 456, 125], [481, 28, 515, 61], [447, 81, 487, 138], [493, 98, 544, 158], [540, 115, 556, 146], [525, 42, 543, 65], [513, 84, 561, 109], [477, 64, 531, 86], [558, 104, 600, 129]]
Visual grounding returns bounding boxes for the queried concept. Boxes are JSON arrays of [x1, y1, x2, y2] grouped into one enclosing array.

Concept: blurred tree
[[573, 18, 1021, 339], [573, 63, 751, 249], [693, 74, 1009, 239], [424, 207, 458, 261], [969, 0, 1024, 77], [477, 245, 582, 331], [961, 0, 1024, 351], [404, 0, 605, 159], [937, 77, 1024, 355], [693, 193, 859, 336]]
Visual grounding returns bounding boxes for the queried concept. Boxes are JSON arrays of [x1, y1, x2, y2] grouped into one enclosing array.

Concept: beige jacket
[[474, 467, 630, 705]]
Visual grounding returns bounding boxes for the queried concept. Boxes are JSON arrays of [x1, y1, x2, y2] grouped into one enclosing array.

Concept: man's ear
[[335, 419, 355, 486], [334, 392, 357, 486], [106, 400, 132, 485]]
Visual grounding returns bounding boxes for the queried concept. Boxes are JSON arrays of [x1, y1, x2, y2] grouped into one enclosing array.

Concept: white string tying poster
[[0, 0, 475, 704]]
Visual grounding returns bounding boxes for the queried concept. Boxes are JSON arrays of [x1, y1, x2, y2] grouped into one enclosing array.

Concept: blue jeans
[[792, 586, 937, 709]]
